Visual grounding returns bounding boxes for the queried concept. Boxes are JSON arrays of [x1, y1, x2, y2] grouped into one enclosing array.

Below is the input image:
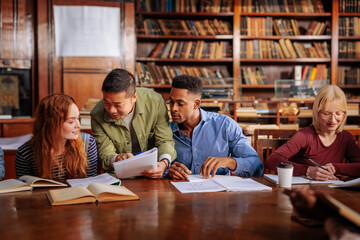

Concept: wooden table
[[0, 178, 359, 240]]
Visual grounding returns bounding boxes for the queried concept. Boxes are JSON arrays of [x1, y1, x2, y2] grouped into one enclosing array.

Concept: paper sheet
[[54, 6, 121, 57], [114, 148, 158, 179], [66, 173, 120, 187], [172, 175, 272, 193]]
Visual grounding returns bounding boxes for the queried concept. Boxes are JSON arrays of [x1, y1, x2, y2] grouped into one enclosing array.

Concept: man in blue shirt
[[168, 75, 263, 180]]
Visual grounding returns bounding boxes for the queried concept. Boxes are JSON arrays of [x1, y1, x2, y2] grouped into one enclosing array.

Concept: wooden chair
[[253, 129, 297, 151], [256, 138, 289, 174], [344, 129, 360, 147]]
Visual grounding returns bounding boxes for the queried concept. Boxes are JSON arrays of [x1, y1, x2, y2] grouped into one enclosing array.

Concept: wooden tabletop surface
[[0, 178, 359, 240]]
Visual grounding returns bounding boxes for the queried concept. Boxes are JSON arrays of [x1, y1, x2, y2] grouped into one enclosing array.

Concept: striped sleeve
[[86, 135, 98, 177], [15, 141, 38, 178]]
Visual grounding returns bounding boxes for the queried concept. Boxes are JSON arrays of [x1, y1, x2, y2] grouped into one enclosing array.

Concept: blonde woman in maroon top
[[265, 85, 360, 181]]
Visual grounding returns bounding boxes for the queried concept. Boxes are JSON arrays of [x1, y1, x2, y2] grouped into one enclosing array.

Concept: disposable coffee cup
[[277, 162, 293, 188]]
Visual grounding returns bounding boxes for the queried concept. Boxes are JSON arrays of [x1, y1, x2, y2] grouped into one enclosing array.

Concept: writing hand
[[306, 163, 338, 181], [168, 162, 192, 180], [141, 161, 168, 179], [114, 153, 134, 162], [200, 157, 236, 179]]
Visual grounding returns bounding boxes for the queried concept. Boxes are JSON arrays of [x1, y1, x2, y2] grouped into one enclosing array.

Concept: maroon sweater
[[265, 126, 360, 176]]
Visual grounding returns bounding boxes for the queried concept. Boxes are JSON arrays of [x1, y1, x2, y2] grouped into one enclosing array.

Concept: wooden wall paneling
[[0, 118, 34, 137], [233, 0, 241, 100], [331, 0, 339, 85], [121, 2, 136, 74], [1, 0, 15, 59], [0, 0, 32, 61], [37, 0, 135, 108], [62, 57, 120, 109], [36, 0, 62, 103]]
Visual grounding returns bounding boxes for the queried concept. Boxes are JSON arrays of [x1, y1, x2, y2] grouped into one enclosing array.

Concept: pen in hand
[[308, 158, 329, 172], [307, 158, 337, 180]]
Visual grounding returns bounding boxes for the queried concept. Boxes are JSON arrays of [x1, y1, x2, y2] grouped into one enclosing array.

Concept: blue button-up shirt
[[170, 109, 263, 177]]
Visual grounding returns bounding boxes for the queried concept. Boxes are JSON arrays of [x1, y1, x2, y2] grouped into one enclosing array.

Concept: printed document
[[114, 148, 158, 179], [172, 175, 272, 193]]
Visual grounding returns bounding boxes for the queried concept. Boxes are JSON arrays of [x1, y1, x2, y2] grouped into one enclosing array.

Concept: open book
[[114, 147, 157, 179], [46, 183, 139, 206], [19, 175, 67, 187], [66, 173, 120, 187], [171, 175, 272, 193], [328, 177, 360, 188], [264, 174, 344, 185], [0, 179, 32, 194]]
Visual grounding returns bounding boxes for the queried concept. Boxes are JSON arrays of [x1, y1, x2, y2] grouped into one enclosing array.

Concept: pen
[[135, 151, 143, 156], [308, 158, 329, 172]]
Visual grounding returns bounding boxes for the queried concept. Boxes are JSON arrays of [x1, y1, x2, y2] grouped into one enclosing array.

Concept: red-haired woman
[[15, 94, 98, 181]]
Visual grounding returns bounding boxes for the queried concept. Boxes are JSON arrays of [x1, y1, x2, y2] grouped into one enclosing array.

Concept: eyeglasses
[[319, 111, 345, 119]]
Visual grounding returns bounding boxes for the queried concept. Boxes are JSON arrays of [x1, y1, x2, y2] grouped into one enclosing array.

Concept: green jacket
[[91, 88, 176, 172]]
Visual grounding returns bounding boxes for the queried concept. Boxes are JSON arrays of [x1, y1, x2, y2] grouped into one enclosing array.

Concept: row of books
[[339, 41, 360, 59], [137, 18, 232, 36], [240, 17, 329, 36], [149, 40, 232, 59], [240, 17, 273, 36], [241, 67, 268, 85], [273, 19, 329, 36], [339, 17, 360, 37], [139, 0, 233, 13], [338, 67, 360, 85], [295, 64, 328, 81], [240, 40, 330, 59], [339, 0, 360, 13], [240, 0, 324, 13], [135, 62, 231, 85]]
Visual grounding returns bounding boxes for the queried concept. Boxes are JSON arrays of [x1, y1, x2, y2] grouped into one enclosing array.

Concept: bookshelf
[[135, 0, 360, 103], [337, 0, 360, 94], [135, 0, 237, 98]]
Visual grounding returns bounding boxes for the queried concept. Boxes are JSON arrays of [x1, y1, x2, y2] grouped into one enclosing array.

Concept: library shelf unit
[[201, 99, 360, 128], [135, 0, 360, 107], [135, 0, 237, 99]]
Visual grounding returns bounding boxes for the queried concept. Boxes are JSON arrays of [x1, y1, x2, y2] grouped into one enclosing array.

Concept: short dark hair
[[102, 69, 136, 97], [172, 75, 202, 96]]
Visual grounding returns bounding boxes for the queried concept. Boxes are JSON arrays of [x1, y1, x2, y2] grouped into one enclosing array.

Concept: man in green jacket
[[91, 69, 176, 178]]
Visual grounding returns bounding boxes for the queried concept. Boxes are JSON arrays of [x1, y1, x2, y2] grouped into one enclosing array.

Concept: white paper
[[328, 177, 360, 188], [172, 175, 272, 193], [66, 173, 120, 187], [54, 6, 121, 57], [114, 148, 158, 179], [0, 134, 32, 150], [264, 174, 344, 185]]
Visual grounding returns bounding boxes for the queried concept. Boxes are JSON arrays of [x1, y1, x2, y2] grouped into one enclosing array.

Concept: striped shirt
[[15, 133, 98, 181]]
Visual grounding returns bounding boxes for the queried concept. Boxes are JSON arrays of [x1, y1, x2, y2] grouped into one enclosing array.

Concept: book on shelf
[[171, 175, 272, 193], [46, 183, 139, 206], [66, 173, 120, 187], [240, 0, 324, 13], [264, 174, 344, 185]]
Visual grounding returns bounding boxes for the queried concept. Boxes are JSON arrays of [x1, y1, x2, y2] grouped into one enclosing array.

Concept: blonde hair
[[312, 85, 347, 134]]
